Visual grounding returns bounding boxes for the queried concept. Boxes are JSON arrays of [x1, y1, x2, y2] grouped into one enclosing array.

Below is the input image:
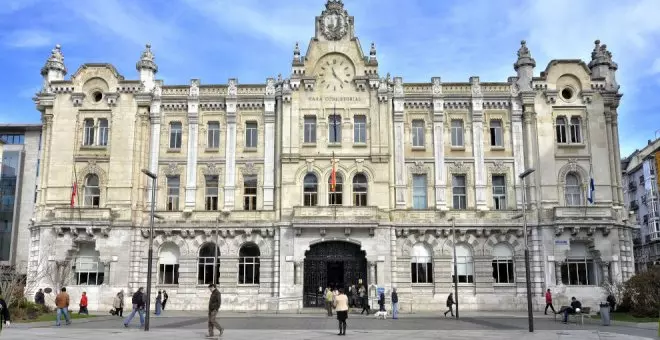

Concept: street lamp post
[[515, 168, 536, 333], [448, 217, 459, 319], [141, 169, 157, 332]]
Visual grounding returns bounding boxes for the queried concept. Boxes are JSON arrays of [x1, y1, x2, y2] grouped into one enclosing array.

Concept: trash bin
[[599, 303, 611, 326]]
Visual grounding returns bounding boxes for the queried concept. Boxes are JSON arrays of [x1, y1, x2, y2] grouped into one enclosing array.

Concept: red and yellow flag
[[70, 181, 77, 208], [330, 152, 336, 192]]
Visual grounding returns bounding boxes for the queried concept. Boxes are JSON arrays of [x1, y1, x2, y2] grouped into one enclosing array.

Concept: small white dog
[[374, 310, 388, 319]]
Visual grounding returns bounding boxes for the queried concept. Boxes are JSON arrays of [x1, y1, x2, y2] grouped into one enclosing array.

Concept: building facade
[[30, 0, 632, 312], [0, 124, 42, 270], [623, 138, 660, 272]]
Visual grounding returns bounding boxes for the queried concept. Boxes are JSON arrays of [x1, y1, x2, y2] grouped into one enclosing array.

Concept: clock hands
[[331, 68, 341, 82]]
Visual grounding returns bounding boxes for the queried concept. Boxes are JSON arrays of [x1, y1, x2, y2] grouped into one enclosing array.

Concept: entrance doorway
[[303, 241, 367, 307]]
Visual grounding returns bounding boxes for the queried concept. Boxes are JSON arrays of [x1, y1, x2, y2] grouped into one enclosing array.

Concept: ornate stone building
[[30, 0, 632, 311]]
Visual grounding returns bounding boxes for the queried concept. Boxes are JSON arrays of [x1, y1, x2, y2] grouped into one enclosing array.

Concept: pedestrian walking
[[206, 284, 224, 338], [334, 288, 349, 336], [544, 289, 556, 315], [359, 285, 370, 315], [78, 292, 89, 315], [325, 287, 334, 317], [155, 291, 162, 316], [34, 288, 45, 305], [162, 290, 169, 310], [378, 291, 385, 312], [55, 287, 72, 326], [391, 288, 399, 319], [443, 293, 455, 317], [0, 292, 11, 337], [123, 287, 146, 328], [113, 290, 124, 317]]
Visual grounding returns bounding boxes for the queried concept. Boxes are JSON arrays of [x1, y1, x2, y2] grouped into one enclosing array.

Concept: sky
[[0, 0, 658, 156]]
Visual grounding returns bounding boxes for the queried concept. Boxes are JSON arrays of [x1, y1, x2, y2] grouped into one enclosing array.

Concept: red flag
[[330, 152, 336, 192], [70, 181, 77, 208]]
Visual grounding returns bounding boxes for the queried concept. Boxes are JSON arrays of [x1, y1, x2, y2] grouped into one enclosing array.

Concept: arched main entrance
[[303, 241, 367, 307]]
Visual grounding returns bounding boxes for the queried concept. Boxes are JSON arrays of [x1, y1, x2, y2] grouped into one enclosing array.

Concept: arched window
[[352, 173, 368, 206], [239, 243, 260, 285], [83, 118, 95, 146], [328, 173, 343, 205], [556, 117, 567, 143], [569, 117, 582, 143], [74, 243, 104, 285], [561, 243, 596, 286], [453, 244, 474, 283], [410, 243, 433, 283], [565, 173, 582, 206], [492, 244, 514, 283], [303, 173, 318, 206], [158, 243, 180, 285], [83, 174, 100, 208], [197, 243, 220, 284]]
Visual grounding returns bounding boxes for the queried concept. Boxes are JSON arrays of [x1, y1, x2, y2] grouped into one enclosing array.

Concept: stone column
[[38, 114, 54, 208], [392, 77, 406, 208], [554, 261, 562, 285], [185, 79, 200, 211], [431, 77, 447, 210], [611, 112, 624, 203], [295, 261, 303, 286], [369, 262, 377, 285], [147, 81, 162, 205], [263, 78, 276, 210], [224, 79, 238, 210], [601, 262, 610, 284], [511, 98, 524, 209], [470, 77, 487, 210], [522, 108, 537, 204], [604, 111, 618, 204]]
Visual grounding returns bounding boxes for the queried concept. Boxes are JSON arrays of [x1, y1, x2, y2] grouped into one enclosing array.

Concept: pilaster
[[224, 78, 238, 210], [511, 96, 524, 209], [521, 92, 537, 205], [393, 77, 406, 208], [604, 111, 617, 204], [470, 77, 487, 210], [147, 81, 162, 205], [185, 79, 200, 211], [263, 78, 276, 210], [611, 111, 624, 204], [431, 77, 447, 210]]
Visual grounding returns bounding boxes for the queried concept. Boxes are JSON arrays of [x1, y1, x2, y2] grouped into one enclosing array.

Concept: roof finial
[[589, 39, 614, 69], [136, 43, 158, 73], [369, 42, 377, 63], [514, 40, 536, 71], [41, 44, 67, 76]]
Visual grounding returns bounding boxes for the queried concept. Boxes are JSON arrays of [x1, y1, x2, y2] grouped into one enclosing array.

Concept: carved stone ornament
[[152, 81, 162, 97], [320, 0, 348, 41], [189, 79, 200, 97], [471, 79, 482, 97], [393, 77, 403, 96], [242, 162, 257, 175], [228, 79, 238, 96], [490, 160, 507, 174], [411, 161, 428, 175], [165, 162, 181, 176], [203, 163, 221, 176], [306, 159, 315, 172], [431, 77, 442, 95], [265, 78, 276, 96], [510, 83, 520, 97], [449, 161, 469, 173]]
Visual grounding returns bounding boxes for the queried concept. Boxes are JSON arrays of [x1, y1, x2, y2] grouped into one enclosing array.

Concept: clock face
[[315, 54, 355, 92]]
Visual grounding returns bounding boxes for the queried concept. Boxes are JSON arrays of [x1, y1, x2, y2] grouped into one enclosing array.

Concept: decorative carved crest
[[355, 158, 364, 173], [203, 163, 221, 176], [393, 77, 403, 96], [228, 78, 237, 96], [265, 78, 276, 96], [189, 79, 200, 97], [165, 162, 181, 176], [410, 161, 428, 175], [489, 160, 507, 174], [320, 0, 348, 41], [470, 77, 482, 97], [306, 159, 315, 173], [242, 162, 257, 175], [510, 83, 520, 97], [152, 81, 162, 97], [431, 77, 442, 95], [472, 98, 483, 111], [449, 161, 469, 173]]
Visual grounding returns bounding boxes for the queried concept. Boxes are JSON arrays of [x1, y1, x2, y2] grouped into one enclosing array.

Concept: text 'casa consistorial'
[[308, 96, 362, 102]]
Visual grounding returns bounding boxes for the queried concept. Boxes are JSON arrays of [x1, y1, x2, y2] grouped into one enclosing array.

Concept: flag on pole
[[331, 151, 336, 192], [332, 104, 338, 143], [70, 181, 77, 208], [587, 165, 595, 204]]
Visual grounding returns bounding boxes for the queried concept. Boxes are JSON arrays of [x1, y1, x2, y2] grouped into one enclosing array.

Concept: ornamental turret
[[136, 43, 158, 92], [589, 40, 619, 90], [40, 44, 66, 93], [513, 40, 536, 92]]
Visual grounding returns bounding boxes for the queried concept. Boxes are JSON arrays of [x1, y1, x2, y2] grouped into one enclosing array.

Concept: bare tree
[[43, 260, 74, 293], [0, 263, 28, 308]]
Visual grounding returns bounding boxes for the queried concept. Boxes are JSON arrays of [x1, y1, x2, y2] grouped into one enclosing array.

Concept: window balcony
[[292, 205, 380, 221]]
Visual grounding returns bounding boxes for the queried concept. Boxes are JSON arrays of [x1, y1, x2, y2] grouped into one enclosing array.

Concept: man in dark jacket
[[444, 293, 455, 317], [0, 294, 11, 335], [562, 297, 582, 323], [391, 288, 399, 319], [123, 287, 145, 328], [34, 289, 45, 305], [207, 284, 223, 338]]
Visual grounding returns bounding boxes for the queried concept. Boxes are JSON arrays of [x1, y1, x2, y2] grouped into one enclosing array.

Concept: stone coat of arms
[[320, 1, 348, 41]]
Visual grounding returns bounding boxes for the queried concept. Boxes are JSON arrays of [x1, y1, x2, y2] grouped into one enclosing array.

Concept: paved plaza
[[2, 311, 658, 339]]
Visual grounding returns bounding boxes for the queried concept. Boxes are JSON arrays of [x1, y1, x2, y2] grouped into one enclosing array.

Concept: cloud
[[3, 29, 56, 48]]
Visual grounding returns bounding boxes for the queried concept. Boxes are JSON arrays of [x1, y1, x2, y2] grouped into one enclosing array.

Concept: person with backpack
[[123, 287, 146, 328]]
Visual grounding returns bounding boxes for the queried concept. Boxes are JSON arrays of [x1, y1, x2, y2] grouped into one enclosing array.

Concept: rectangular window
[[74, 257, 104, 285], [453, 256, 474, 283], [412, 174, 427, 209], [303, 116, 317, 143], [492, 258, 514, 283], [328, 115, 342, 143], [169, 122, 182, 149], [411, 120, 425, 147], [158, 264, 179, 285], [83, 119, 95, 146], [243, 175, 257, 211], [452, 174, 467, 209], [451, 120, 464, 147], [98, 118, 109, 146], [410, 259, 433, 283], [489, 120, 503, 147], [354, 115, 366, 144], [556, 117, 567, 143], [0, 134, 25, 145], [561, 259, 596, 286], [166, 176, 180, 211], [245, 122, 258, 148], [239, 257, 260, 285], [207, 122, 220, 148], [205, 175, 219, 211], [198, 257, 219, 285], [492, 175, 506, 210], [570, 117, 582, 143]]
